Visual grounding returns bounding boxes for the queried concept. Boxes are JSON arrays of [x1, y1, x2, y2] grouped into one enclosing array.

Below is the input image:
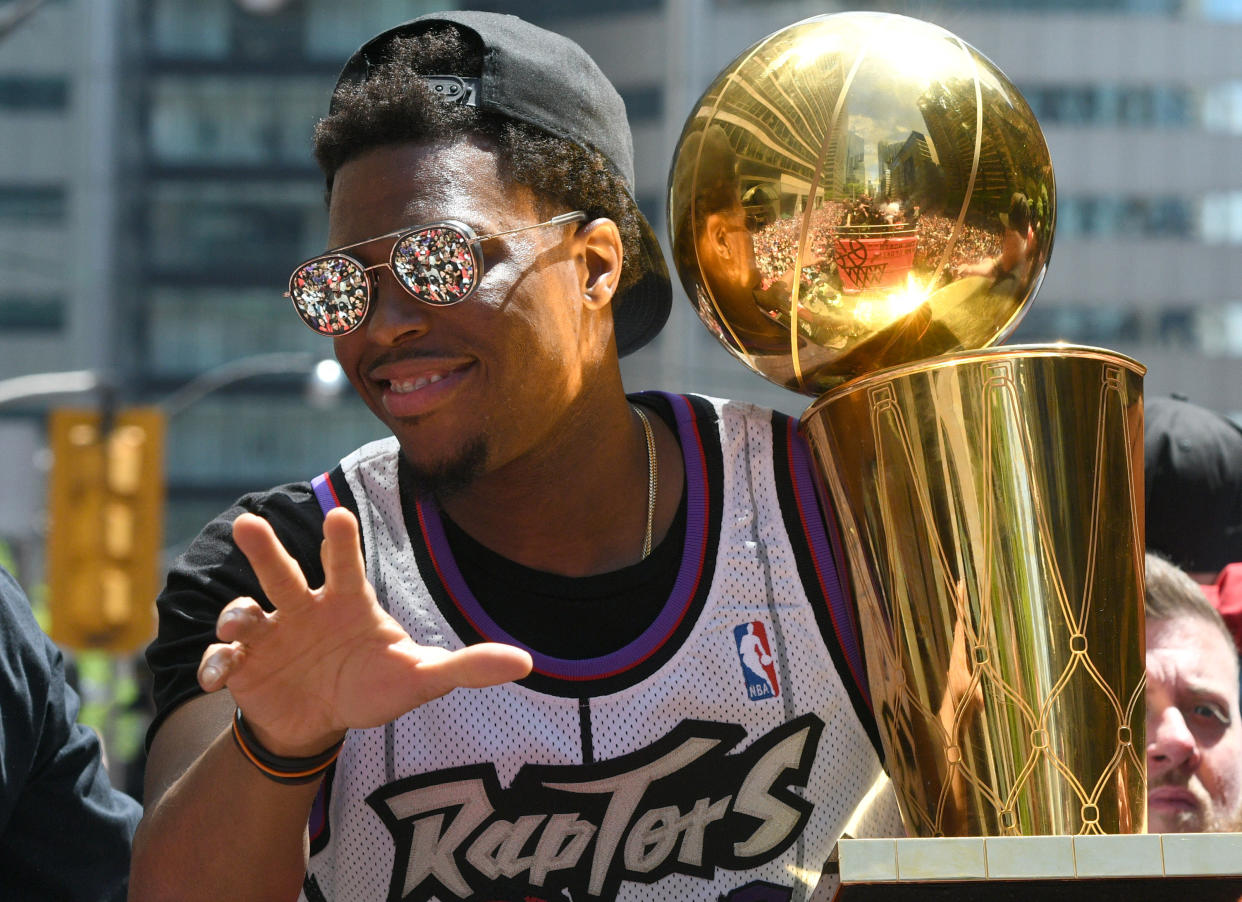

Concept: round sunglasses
[[285, 211, 587, 336]]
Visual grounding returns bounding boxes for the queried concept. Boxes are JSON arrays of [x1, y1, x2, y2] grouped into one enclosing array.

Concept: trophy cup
[[669, 12, 1146, 837]]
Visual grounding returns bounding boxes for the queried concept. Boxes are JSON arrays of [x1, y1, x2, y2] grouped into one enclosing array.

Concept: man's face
[[1146, 615, 1242, 832], [327, 138, 607, 494]]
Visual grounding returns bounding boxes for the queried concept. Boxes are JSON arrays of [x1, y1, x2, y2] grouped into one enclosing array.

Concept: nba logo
[[733, 620, 779, 701]]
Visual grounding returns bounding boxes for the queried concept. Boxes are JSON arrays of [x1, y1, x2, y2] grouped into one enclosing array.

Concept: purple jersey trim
[[787, 426, 867, 700], [311, 472, 340, 516]]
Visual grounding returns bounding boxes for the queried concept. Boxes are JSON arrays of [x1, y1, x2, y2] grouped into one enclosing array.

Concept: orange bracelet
[[230, 708, 343, 785]]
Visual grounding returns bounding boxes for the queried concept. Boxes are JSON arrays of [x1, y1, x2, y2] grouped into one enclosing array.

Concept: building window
[[0, 295, 65, 331], [0, 186, 67, 224], [305, 0, 450, 60], [0, 77, 69, 111], [145, 287, 325, 377], [150, 0, 230, 58], [146, 181, 325, 276], [149, 76, 327, 166], [1013, 303, 1242, 356], [1058, 195, 1194, 238], [1019, 84, 1192, 127]]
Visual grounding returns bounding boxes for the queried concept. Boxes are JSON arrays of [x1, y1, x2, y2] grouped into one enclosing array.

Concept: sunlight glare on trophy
[[668, 12, 1055, 395]]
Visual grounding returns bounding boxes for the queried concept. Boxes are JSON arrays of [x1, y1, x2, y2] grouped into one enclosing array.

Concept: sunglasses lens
[[392, 226, 478, 305], [289, 256, 369, 335]]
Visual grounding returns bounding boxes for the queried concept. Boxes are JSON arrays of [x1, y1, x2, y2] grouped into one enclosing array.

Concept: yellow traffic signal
[[45, 407, 165, 652]]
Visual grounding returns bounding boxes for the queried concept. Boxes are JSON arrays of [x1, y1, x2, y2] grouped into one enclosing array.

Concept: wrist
[[231, 708, 345, 785], [245, 717, 346, 760]]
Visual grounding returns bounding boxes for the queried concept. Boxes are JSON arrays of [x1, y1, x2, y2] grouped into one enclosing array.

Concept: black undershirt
[[437, 404, 688, 661]]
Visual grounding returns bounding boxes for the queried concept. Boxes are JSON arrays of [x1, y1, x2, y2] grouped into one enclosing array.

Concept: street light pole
[[0, 370, 102, 409], [158, 351, 322, 419]]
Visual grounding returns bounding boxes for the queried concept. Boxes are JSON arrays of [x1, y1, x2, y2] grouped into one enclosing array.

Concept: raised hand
[[197, 506, 533, 756]]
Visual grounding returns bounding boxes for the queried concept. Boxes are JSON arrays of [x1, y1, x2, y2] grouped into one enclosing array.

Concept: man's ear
[[577, 218, 624, 311], [703, 212, 734, 260]]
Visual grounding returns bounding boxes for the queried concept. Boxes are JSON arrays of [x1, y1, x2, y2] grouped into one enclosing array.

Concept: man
[[0, 565, 141, 900], [1146, 552, 1242, 833], [1145, 395, 1242, 649], [130, 12, 898, 901], [956, 190, 1033, 295]]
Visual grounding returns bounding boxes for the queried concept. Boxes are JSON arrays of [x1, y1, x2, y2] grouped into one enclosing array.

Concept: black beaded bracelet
[[231, 708, 344, 785]]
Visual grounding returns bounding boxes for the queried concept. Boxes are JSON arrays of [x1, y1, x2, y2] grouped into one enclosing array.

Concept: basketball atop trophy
[[668, 11, 1055, 395]]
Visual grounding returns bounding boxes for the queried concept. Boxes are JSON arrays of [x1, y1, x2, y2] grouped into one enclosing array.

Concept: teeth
[[389, 372, 446, 394]]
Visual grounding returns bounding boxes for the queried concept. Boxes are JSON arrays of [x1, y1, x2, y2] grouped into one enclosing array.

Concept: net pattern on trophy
[[806, 350, 1147, 837]]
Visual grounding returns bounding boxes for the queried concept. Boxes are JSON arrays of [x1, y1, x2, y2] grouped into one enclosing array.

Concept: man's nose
[[1147, 705, 1200, 778], [364, 266, 431, 343]]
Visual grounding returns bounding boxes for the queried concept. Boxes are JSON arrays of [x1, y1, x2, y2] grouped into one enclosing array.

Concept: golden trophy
[[669, 12, 1146, 837]]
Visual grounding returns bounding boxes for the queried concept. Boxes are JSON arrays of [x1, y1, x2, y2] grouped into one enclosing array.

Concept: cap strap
[[423, 75, 480, 107]]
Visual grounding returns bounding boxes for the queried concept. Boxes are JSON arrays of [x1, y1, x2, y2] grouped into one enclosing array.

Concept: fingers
[[198, 598, 270, 692], [233, 512, 311, 610], [216, 597, 270, 644], [413, 642, 534, 703], [320, 507, 369, 596], [198, 642, 242, 692]]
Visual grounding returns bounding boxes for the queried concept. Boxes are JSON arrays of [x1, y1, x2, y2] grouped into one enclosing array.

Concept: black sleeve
[[0, 566, 142, 902], [144, 481, 330, 748]]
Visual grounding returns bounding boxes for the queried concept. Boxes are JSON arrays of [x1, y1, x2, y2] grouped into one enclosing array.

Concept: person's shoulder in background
[[0, 565, 141, 902]]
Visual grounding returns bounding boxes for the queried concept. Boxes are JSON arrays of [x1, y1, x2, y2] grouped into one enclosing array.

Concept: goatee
[[402, 437, 488, 501]]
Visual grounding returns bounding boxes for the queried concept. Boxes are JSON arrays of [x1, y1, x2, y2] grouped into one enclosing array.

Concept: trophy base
[[832, 834, 1242, 902]]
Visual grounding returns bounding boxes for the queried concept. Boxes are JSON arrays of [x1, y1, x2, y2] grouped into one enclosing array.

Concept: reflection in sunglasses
[[286, 211, 586, 337], [291, 258, 369, 334], [394, 227, 477, 305]]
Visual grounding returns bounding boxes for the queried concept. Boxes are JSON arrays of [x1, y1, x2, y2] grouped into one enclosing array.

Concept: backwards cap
[[331, 10, 671, 357]]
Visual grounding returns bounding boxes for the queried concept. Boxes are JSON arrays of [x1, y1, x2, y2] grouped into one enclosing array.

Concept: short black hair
[[312, 25, 643, 295]]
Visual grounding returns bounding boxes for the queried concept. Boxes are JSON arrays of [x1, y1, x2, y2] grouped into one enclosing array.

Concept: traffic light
[[45, 407, 165, 652]]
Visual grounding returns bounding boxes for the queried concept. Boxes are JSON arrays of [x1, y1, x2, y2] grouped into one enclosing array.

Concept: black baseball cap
[[330, 10, 671, 357], [1145, 395, 1242, 574]]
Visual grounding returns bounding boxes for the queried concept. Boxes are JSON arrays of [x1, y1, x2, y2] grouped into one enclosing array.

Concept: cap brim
[[613, 196, 671, 357]]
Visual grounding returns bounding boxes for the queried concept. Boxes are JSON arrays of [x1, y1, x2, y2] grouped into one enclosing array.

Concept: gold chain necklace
[[633, 405, 658, 559]]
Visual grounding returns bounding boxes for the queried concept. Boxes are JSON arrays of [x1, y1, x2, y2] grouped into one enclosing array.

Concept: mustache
[[1147, 770, 1198, 791], [367, 347, 463, 371]]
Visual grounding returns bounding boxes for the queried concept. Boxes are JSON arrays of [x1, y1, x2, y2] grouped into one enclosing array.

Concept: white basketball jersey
[[300, 393, 896, 902]]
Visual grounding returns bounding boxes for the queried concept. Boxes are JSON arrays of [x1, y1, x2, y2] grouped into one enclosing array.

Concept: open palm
[[197, 507, 532, 756]]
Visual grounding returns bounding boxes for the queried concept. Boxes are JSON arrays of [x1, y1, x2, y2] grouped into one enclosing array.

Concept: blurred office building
[[2, 0, 1242, 554]]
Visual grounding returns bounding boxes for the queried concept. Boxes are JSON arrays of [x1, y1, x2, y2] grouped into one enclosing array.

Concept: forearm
[[129, 728, 320, 901]]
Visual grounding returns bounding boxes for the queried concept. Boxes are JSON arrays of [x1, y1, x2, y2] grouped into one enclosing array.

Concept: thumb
[[411, 642, 533, 703]]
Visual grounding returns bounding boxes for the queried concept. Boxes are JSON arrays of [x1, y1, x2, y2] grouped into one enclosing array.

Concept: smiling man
[[129, 12, 901, 902], [1145, 552, 1242, 833]]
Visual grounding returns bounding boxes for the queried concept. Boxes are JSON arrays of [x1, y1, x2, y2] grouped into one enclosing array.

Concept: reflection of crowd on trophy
[[751, 205, 843, 291], [749, 199, 1004, 292], [912, 213, 1002, 275]]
